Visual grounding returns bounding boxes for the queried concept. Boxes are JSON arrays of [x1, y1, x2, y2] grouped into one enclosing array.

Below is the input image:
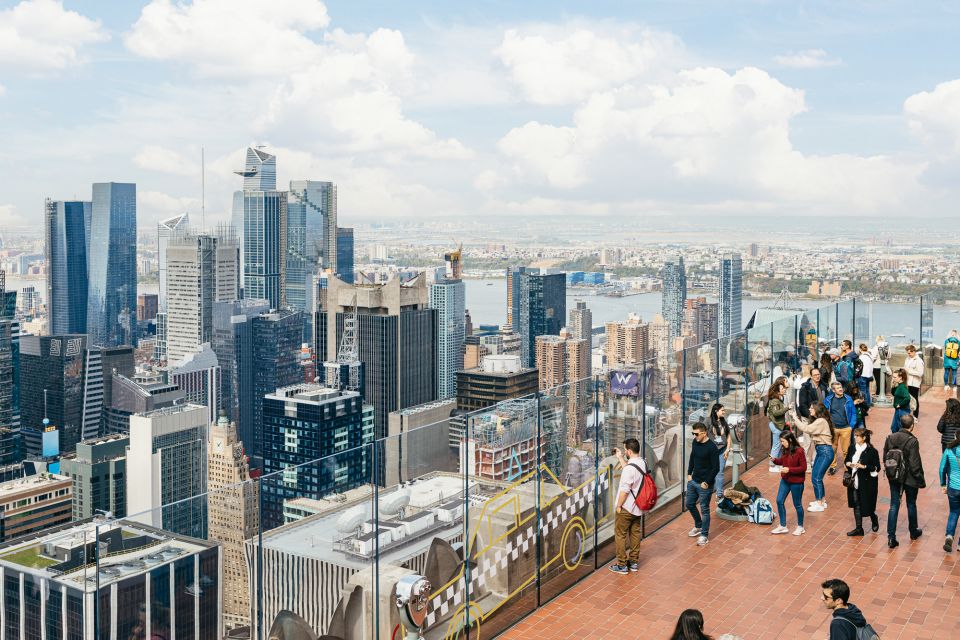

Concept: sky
[[1, 0, 959, 232]]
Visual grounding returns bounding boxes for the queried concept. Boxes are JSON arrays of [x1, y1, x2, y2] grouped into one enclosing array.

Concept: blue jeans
[[887, 481, 920, 538], [715, 448, 727, 498], [769, 421, 782, 460], [891, 408, 910, 433], [685, 480, 713, 538], [946, 368, 958, 387], [811, 444, 834, 501], [776, 480, 805, 527], [856, 377, 872, 407], [947, 488, 960, 538]]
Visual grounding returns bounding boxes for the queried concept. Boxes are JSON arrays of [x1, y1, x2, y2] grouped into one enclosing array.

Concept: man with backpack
[[820, 578, 878, 640], [686, 422, 720, 547], [883, 414, 926, 548], [944, 329, 959, 393], [610, 438, 647, 574], [826, 381, 857, 476]]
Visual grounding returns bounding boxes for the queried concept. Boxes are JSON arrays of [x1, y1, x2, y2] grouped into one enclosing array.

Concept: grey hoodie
[[829, 604, 867, 640]]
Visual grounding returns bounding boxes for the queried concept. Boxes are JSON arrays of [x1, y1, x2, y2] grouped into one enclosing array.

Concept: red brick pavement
[[501, 388, 960, 640]]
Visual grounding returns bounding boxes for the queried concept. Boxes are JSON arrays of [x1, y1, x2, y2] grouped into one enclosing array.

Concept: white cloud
[[773, 49, 841, 69], [133, 145, 197, 177], [0, 85, 5, 96], [905, 79, 960, 154], [496, 23, 684, 105], [138, 190, 201, 228], [0, 0, 108, 70]]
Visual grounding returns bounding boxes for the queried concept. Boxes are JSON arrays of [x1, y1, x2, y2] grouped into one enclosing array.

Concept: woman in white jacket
[[904, 345, 925, 418]]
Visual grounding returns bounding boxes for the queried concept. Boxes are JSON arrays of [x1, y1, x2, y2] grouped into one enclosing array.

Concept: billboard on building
[[609, 370, 639, 396]]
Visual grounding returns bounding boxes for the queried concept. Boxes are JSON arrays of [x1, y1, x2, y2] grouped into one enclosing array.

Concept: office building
[[80, 344, 135, 441], [0, 519, 221, 639], [337, 226, 355, 284], [0, 472, 72, 541], [719, 253, 743, 337], [506, 265, 530, 327], [260, 384, 374, 529], [430, 278, 466, 400], [17, 285, 40, 317], [286, 180, 337, 319], [605, 314, 649, 368], [451, 355, 539, 449], [154, 310, 167, 362], [136, 292, 158, 321], [212, 298, 271, 449], [59, 433, 128, 520], [316, 275, 437, 438], [104, 372, 185, 435], [0, 279, 19, 465], [126, 404, 207, 539], [207, 411, 258, 630], [535, 328, 590, 443], [661, 255, 687, 339], [165, 230, 240, 365], [233, 147, 287, 309], [157, 212, 189, 311], [517, 272, 566, 367], [44, 199, 90, 335], [570, 300, 592, 342], [386, 399, 456, 486], [168, 343, 221, 424], [88, 182, 137, 347], [250, 308, 303, 462], [20, 334, 88, 456]]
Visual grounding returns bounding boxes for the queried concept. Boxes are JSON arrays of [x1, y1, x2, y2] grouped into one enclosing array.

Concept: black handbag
[[842, 470, 854, 488]]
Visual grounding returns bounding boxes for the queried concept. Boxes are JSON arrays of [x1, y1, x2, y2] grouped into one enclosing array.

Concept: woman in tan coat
[[796, 403, 835, 512]]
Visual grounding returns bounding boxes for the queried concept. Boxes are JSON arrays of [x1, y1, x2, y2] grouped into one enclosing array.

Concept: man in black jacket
[[685, 422, 720, 547], [821, 579, 873, 640], [798, 367, 827, 419], [883, 414, 926, 548]]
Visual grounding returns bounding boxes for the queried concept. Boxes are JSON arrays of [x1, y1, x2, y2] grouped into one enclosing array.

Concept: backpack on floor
[[747, 498, 774, 524], [837, 617, 881, 640], [884, 447, 906, 484], [627, 461, 658, 512]]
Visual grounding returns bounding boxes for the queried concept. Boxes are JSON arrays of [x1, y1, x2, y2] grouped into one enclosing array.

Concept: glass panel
[[744, 322, 773, 469], [642, 348, 683, 533], [837, 299, 855, 347], [684, 340, 723, 492]]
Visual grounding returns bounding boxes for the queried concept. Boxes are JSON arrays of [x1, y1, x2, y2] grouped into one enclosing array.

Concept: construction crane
[[324, 293, 363, 392]]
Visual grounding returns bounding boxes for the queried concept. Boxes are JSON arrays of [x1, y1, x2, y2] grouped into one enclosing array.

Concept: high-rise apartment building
[[336, 227, 355, 284], [535, 328, 590, 443], [0, 279, 20, 465], [570, 300, 593, 342], [88, 182, 137, 347], [605, 314, 649, 368], [316, 275, 437, 438], [719, 252, 743, 337], [168, 343, 221, 424], [517, 272, 566, 367], [0, 473, 72, 541], [59, 433, 128, 520], [165, 231, 239, 365], [233, 147, 287, 309], [207, 411, 259, 630], [661, 255, 687, 339], [430, 278, 465, 400], [649, 314, 671, 360], [157, 212, 189, 312], [260, 384, 374, 529], [44, 199, 90, 335], [127, 404, 208, 539], [684, 297, 719, 344], [286, 180, 337, 317], [250, 308, 303, 461]]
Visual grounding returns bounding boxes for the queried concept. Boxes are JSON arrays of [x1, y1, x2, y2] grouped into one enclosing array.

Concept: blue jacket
[[824, 393, 857, 429], [940, 446, 960, 490], [944, 337, 960, 369]]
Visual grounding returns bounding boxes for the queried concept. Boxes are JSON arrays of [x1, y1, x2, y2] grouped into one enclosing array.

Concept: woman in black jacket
[[937, 398, 960, 453], [844, 427, 881, 536]]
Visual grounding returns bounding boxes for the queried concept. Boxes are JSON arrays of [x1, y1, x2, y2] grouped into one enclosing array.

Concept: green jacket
[[893, 383, 911, 410], [766, 397, 788, 429]]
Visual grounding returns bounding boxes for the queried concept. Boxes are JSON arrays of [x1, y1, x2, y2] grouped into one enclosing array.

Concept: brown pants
[[831, 427, 852, 471], [615, 510, 643, 564]]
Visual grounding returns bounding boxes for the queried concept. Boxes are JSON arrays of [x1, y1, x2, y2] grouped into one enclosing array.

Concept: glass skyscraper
[[661, 255, 687, 339], [87, 182, 137, 347], [250, 308, 303, 462], [20, 334, 88, 456], [45, 199, 90, 335], [336, 226, 354, 284], [0, 283, 19, 465], [517, 272, 566, 367], [430, 279, 466, 399], [286, 180, 337, 315], [719, 253, 743, 337]]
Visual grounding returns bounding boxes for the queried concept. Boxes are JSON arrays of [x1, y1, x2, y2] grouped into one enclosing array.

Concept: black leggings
[[908, 385, 920, 417]]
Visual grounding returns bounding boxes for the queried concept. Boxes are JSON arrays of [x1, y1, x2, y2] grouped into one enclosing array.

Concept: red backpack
[[628, 462, 659, 512]]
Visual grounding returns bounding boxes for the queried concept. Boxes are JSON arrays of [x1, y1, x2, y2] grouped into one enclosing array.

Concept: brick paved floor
[[501, 388, 960, 640]]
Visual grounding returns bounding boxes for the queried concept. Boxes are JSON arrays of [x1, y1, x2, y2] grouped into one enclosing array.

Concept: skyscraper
[[88, 182, 137, 347], [20, 334, 89, 456], [336, 226, 355, 284], [535, 328, 590, 443], [165, 231, 239, 364], [605, 314, 649, 368], [260, 384, 374, 529], [506, 265, 530, 327], [45, 199, 90, 335], [250, 308, 303, 461], [517, 272, 566, 367], [126, 404, 208, 539], [661, 255, 687, 339], [719, 252, 743, 337], [684, 297, 719, 343], [233, 148, 287, 309], [59, 433, 128, 520], [570, 300, 593, 342], [157, 212, 189, 312], [430, 276, 465, 400], [286, 180, 337, 317], [81, 344, 135, 441], [0, 278, 19, 465], [317, 275, 437, 437], [207, 411, 259, 630], [168, 343, 221, 424]]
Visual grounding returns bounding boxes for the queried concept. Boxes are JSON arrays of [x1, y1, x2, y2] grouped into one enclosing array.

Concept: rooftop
[[0, 473, 70, 500]]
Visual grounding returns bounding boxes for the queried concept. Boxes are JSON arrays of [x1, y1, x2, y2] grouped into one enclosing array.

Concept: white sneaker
[[771, 525, 789, 535], [687, 527, 702, 537], [946, 385, 951, 392], [697, 535, 709, 546], [793, 527, 806, 536], [807, 503, 824, 512]]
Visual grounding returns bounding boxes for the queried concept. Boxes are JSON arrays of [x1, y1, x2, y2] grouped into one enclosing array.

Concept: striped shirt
[[939, 447, 960, 490]]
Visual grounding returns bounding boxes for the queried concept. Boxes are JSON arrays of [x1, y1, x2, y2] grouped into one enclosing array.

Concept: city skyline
[[2, 1, 960, 233]]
